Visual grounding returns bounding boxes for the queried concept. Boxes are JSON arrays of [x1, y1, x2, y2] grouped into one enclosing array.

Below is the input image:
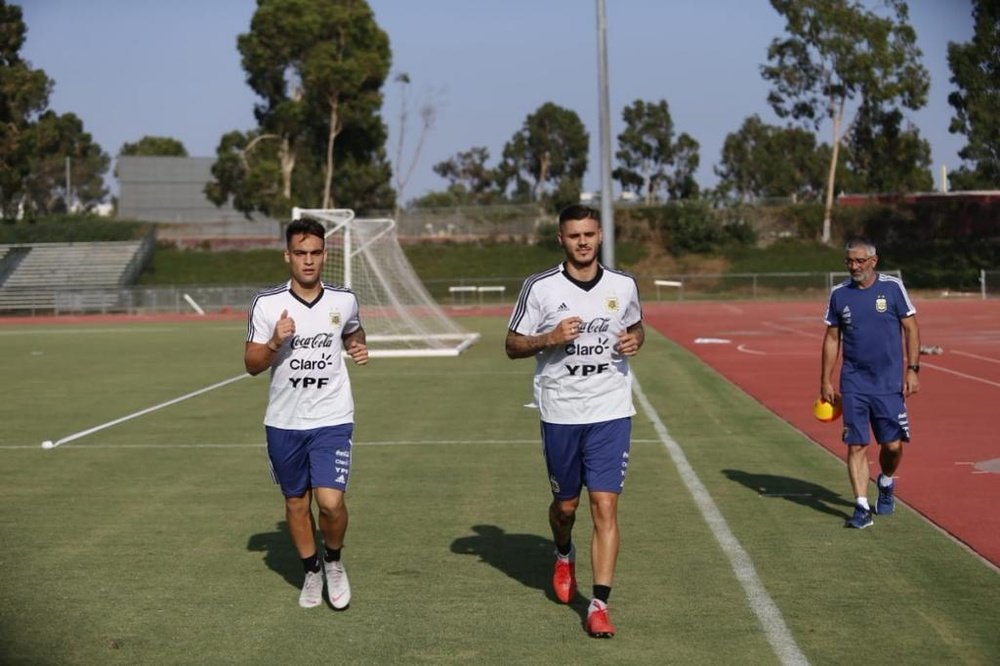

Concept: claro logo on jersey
[[563, 318, 614, 377], [565, 335, 611, 356], [289, 353, 333, 371], [287, 348, 335, 388]]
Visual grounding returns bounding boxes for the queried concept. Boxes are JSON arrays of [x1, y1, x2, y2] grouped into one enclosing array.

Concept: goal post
[[292, 207, 480, 357]]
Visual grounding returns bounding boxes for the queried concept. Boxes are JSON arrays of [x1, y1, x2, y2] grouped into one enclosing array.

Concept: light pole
[[596, 0, 614, 268]]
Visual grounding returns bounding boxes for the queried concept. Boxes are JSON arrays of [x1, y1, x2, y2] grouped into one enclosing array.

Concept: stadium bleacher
[[0, 241, 147, 312]]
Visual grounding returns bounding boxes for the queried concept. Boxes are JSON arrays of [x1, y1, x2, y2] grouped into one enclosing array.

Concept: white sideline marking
[[0, 327, 181, 336], [41, 374, 252, 450], [632, 375, 809, 666]]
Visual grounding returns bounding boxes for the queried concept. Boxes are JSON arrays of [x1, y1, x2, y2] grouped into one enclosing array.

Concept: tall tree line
[[3, 0, 997, 227], [0, 1, 108, 218]]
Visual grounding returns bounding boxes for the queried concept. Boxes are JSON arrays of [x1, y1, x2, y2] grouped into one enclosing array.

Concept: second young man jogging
[[506, 204, 644, 638]]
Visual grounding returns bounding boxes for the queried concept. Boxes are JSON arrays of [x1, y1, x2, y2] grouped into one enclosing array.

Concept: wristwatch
[[907, 364, 920, 373]]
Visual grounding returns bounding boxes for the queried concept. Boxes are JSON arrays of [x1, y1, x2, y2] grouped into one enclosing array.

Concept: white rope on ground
[[40, 373, 252, 450], [4, 438, 664, 450]]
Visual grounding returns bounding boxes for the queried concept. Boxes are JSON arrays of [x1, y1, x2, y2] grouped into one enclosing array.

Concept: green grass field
[[1, 318, 997, 664]]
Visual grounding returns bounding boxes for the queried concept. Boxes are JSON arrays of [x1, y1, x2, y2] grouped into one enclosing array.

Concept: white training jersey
[[508, 264, 642, 425], [246, 281, 362, 430]]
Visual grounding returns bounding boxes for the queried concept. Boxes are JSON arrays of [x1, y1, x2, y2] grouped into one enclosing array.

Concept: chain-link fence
[[16, 268, 993, 317]]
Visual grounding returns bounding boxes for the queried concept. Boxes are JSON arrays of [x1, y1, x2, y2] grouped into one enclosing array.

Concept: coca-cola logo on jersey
[[581, 317, 611, 333], [290, 332, 336, 349]]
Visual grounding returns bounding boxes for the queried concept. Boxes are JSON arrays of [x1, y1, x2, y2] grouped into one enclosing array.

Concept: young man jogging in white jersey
[[821, 235, 920, 529], [506, 204, 644, 638], [245, 218, 369, 609]]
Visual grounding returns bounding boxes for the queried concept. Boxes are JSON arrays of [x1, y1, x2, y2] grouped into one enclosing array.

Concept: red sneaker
[[586, 600, 616, 638], [552, 556, 577, 604]]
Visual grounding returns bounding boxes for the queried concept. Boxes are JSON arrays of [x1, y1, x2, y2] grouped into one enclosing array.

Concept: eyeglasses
[[844, 257, 873, 267]]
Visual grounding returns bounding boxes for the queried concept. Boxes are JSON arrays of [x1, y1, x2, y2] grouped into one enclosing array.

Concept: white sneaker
[[325, 560, 351, 609], [298, 569, 324, 608]]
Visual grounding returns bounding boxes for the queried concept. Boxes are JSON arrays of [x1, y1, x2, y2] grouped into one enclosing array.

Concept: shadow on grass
[[450, 524, 589, 622], [722, 469, 854, 520], [246, 521, 301, 588]]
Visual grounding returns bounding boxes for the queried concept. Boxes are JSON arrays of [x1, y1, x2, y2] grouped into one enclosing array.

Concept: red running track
[[643, 299, 1000, 569]]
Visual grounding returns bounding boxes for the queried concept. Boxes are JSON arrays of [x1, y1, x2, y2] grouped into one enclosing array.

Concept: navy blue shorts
[[265, 424, 353, 497], [540, 417, 631, 499], [840, 393, 910, 446]]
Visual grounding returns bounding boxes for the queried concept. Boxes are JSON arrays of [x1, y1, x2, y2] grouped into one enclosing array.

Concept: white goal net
[[293, 207, 480, 357]]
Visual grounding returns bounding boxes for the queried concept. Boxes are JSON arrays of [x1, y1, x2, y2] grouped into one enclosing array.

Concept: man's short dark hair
[[286, 218, 326, 246], [558, 204, 600, 228]]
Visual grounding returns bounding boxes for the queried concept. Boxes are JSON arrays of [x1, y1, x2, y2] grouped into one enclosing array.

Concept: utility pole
[[65, 156, 72, 211], [596, 0, 615, 268]]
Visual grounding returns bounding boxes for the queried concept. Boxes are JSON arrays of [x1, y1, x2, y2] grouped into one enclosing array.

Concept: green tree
[[947, 0, 1000, 190], [715, 115, 825, 202], [119, 136, 188, 156], [667, 133, 701, 200], [841, 101, 932, 193], [23, 111, 110, 214], [0, 0, 52, 218], [500, 102, 588, 204], [612, 99, 700, 204], [213, 0, 393, 217], [431, 146, 499, 205], [762, 0, 928, 242], [205, 129, 286, 216]]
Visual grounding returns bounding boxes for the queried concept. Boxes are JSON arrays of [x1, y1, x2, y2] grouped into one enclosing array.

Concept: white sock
[[878, 474, 894, 488], [856, 497, 870, 511]]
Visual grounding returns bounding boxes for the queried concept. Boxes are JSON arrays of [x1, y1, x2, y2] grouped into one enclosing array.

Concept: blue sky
[[20, 0, 975, 202]]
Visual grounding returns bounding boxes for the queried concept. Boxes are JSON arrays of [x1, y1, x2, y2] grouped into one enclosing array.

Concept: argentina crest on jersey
[[329, 310, 342, 328], [875, 295, 887, 313], [605, 294, 619, 313]]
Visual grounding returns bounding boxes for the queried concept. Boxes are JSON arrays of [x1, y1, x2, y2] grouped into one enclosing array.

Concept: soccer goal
[[981, 270, 1000, 299], [292, 207, 480, 357]]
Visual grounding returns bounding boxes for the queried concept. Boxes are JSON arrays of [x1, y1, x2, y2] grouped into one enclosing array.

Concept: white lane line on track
[[632, 375, 809, 666], [737, 344, 767, 356], [951, 350, 1000, 364], [755, 328, 1000, 387], [920, 362, 1000, 389], [762, 322, 815, 338]]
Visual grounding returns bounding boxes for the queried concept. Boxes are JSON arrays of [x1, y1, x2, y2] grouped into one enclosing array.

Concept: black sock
[[324, 546, 342, 563], [556, 540, 573, 557], [593, 585, 611, 603], [301, 553, 321, 573]]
